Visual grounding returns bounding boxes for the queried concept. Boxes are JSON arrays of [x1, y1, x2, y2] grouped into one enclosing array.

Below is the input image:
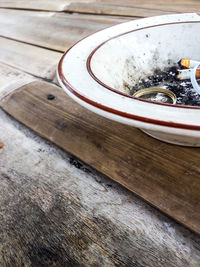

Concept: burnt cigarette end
[[178, 58, 191, 69]]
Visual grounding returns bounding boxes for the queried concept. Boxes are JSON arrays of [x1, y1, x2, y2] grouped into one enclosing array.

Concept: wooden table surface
[[0, 1, 200, 266]]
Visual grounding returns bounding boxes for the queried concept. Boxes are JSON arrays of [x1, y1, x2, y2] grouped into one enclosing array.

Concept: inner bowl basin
[[57, 13, 200, 146], [88, 19, 200, 98]]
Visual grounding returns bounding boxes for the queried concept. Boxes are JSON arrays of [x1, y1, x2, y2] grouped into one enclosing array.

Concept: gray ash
[[130, 66, 200, 106]]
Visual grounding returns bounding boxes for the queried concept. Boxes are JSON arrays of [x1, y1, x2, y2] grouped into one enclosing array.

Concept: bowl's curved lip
[[58, 13, 200, 131], [87, 21, 200, 110]]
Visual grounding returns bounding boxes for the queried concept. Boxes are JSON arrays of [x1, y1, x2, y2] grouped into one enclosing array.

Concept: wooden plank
[[68, 0, 200, 15], [0, 62, 35, 99], [0, 11, 126, 81], [66, 2, 172, 17], [1, 80, 200, 235], [0, 37, 62, 80], [1, 109, 200, 267], [101, 0, 200, 13], [0, 0, 199, 14], [0, 9, 127, 52], [0, 0, 95, 11]]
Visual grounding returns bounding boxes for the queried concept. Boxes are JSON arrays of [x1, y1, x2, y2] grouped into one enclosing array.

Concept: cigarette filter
[[176, 69, 200, 80]]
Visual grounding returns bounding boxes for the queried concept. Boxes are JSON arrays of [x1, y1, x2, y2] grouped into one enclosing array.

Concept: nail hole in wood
[[47, 94, 55, 100]]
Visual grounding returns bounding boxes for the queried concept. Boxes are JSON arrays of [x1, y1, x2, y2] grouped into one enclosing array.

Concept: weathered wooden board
[[1, 108, 200, 267], [0, 37, 62, 80], [0, 9, 127, 52], [66, 2, 172, 17], [1, 80, 200, 235], [0, 0, 94, 11], [0, 0, 200, 14], [0, 62, 35, 99], [100, 0, 200, 13], [75, 0, 200, 15], [0, 11, 126, 82]]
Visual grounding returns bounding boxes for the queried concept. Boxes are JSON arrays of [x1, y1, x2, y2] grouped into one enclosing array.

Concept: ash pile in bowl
[[129, 66, 200, 106]]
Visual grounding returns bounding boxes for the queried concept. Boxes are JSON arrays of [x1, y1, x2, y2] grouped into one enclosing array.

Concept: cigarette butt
[[178, 58, 200, 69], [176, 69, 200, 80]]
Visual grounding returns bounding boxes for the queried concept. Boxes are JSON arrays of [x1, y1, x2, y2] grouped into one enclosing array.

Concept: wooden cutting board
[[1, 80, 200, 235]]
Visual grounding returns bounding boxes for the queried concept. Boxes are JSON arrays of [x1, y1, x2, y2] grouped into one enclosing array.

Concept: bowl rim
[[86, 20, 200, 110], [57, 13, 200, 132]]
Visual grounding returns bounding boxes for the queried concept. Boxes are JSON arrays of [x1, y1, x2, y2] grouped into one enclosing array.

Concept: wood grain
[[0, 37, 62, 79], [67, 2, 172, 17], [100, 0, 200, 13], [0, 62, 35, 99], [0, 0, 95, 11], [1, 108, 199, 267], [1, 80, 200, 235], [75, 0, 199, 15], [0, 0, 200, 14], [0, 9, 127, 52]]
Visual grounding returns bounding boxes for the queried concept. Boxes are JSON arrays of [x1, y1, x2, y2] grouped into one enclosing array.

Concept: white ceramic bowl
[[57, 13, 200, 146]]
